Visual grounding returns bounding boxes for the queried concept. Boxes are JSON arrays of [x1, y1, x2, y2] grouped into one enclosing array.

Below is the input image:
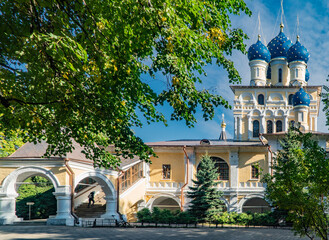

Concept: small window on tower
[[296, 68, 299, 78], [288, 94, 294, 105], [256, 68, 260, 77], [258, 94, 264, 105], [278, 69, 282, 83], [267, 120, 273, 133], [298, 112, 304, 122]]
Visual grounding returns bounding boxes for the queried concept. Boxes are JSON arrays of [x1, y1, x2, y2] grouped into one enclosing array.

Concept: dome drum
[[249, 60, 267, 85], [289, 61, 307, 86]]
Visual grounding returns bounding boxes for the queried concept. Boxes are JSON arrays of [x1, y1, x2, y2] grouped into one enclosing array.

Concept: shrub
[[137, 208, 152, 223]]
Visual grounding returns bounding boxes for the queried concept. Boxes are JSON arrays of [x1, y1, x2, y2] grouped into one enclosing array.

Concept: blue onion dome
[[266, 66, 271, 79], [267, 24, 293, 59], [248, 35, 271, 63], [305, 68, 310, 82], [293, 88, 310, 107], [287, 36, 310, 63]]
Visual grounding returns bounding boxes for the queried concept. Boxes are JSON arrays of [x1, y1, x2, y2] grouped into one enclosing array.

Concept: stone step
[[13, 219, 47, 226]]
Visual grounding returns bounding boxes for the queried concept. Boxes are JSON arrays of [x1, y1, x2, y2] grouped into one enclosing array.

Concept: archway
[[241, 197, 271, 213], [0, 166, 73, 225], [74, 171, 117, 219], [146, 194, 181, 212], [16, 175, 57, 220]]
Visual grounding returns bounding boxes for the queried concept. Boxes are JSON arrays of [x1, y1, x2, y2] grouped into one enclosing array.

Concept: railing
[[216, 182, 230, 188], [239, 182, 266, 188], [147, 182, 184, 189]]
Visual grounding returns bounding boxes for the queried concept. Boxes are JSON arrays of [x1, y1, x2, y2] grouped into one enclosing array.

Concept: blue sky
[[133, 0, 329, 143]]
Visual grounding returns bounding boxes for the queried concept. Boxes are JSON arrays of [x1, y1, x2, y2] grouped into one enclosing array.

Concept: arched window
[[214, 158, 229, 181], [198, 157, 229, 180], [256, 68, 259, 77], [267, 120, 273, 133], [258, 94, 264, 105], [276, 120, 282, 132], [253, 120, 260, 137], [295, 68, 298, 78], [278, 69, 282, 83], [288, 94, 294, 105]]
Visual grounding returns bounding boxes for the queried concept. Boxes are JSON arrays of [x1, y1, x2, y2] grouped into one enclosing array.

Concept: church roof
[[146, 139, 264, 147], [287, 37, 309, 63], [9, 141, 89, 161], [267, 29, 293, 59], [248, 38, 271, 63]]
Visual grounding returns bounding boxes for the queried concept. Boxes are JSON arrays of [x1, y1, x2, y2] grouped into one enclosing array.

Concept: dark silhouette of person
[[88, 191, 95, 208]]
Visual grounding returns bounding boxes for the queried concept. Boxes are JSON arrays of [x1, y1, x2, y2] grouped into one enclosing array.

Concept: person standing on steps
[[88, 191, 95, 208]]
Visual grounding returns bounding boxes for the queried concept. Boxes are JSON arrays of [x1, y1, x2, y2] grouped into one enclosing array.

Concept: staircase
[[74, 203, 106, 218], [74, 191, 107, 218]]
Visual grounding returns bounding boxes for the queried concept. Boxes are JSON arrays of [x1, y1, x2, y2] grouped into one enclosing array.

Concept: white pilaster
[[48, 186, 74, 226], [234, 117, 238, 140], [0, 192, 21, 225], [248, 116, 252, 140], [284, 115, 288, 131], [101, 197, 119, 220], [229, 151, 239, 190]]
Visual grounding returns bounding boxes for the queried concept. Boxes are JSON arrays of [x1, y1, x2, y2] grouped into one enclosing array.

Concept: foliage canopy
[[263, 126, 329, 240], [0, 0, 250, 167]]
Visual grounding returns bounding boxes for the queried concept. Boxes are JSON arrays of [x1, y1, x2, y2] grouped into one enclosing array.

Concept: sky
[[133, 0, 329, 143]]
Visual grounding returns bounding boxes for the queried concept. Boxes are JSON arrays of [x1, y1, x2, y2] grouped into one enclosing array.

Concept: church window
[[256, 68, 259, 77], [214, 158, 229, 181], [253, 120, 260, 137], [276, 120, 282, 132], [298, 112, 304, 122], [267, 120, 273, 133], [251, 164, 259, 179], [278, 68, 282, 83], [258, 94, 264, 105], [296, 68, 298, 78], [288, 94, 294, 105], [198, 157, 229, 180], [162, 164, 171, 179]]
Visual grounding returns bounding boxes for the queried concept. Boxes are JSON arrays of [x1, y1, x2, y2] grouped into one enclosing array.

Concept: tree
[[0, 1, 251, 168], [263, 126, 329, 240], [0, 129, 25, 157], [187, 155, 224, 222]]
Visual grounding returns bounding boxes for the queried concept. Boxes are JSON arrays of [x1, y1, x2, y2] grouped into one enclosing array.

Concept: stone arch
[[0, 166, 64, 225], [145, 193, 181, 211], [268, 93, 284, 101], [74, 170, 117, 219], [238, 194, 270, 213], [239, 92, 255, 102], [1, 166, 60, 196], [74, 171, 116, 198]]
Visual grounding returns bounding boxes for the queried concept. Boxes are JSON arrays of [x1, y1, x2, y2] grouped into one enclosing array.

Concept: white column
[[238, 117, 242, 140], [284, 115, 288, 131], [248, 116, 252, 140], [234, 117, 237, 140], [273, 118, 276, 133], [48, 186, 74, 226], [229, 194, 238, 213], [101, 197, 119, 220], [314, 117, 318, 131], [310, 116, 313, 131], [0, 192, 21, 225], [261, 115, 266, 133]]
